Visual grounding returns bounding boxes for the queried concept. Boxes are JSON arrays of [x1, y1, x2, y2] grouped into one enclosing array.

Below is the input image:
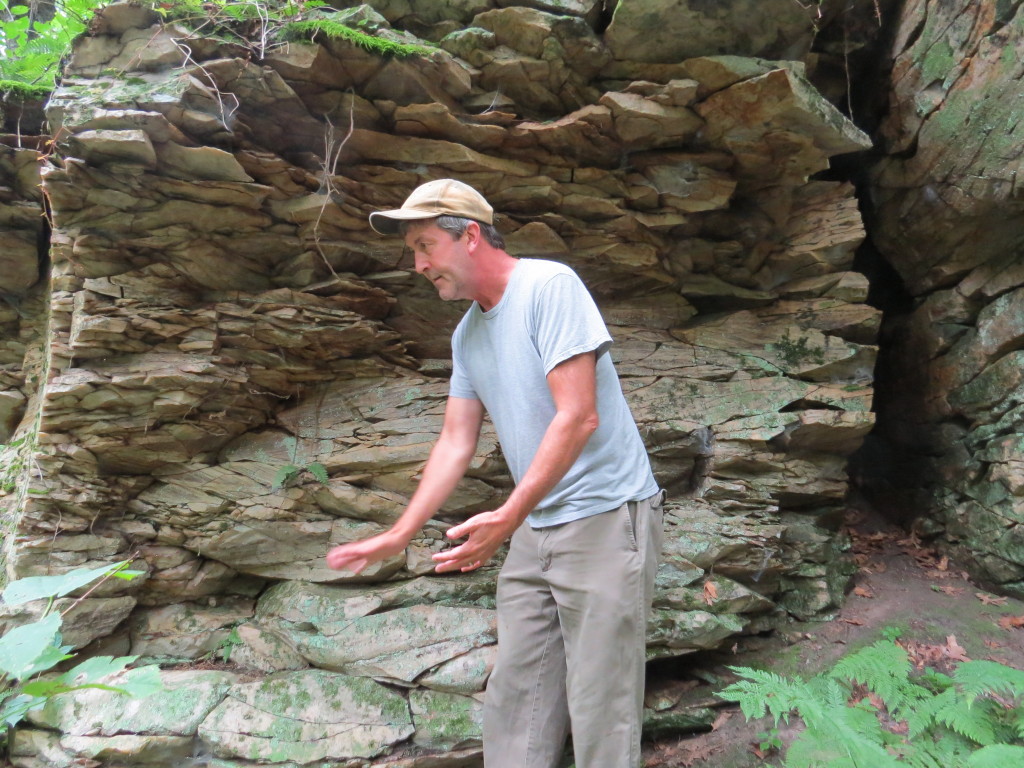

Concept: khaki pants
[[482, 491, 664, 768]]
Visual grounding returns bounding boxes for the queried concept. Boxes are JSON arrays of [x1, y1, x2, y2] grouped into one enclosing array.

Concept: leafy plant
[[0, 0, 105, 99], [199, 625, 243, 663], [719, 637, 1024, 767], [0, 561, 163, 729], [279, 16, 434, 58], [272, 460, 328, 489], [0, 0, 422, 107]]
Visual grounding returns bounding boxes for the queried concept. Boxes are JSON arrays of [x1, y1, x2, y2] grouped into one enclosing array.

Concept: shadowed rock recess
[[0, 1, 881, 764], [862, 0, 1024, 599]]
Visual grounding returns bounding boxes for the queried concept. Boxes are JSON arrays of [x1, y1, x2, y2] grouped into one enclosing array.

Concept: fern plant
[[719, 638, 1024, 767], [0, 0, 104, 98], [272, 460, 328, 489]]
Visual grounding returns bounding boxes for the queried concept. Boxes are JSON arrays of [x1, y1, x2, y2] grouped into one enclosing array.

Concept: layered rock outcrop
[[0, 2, 880, 764], [863, 0, 1024, 596]]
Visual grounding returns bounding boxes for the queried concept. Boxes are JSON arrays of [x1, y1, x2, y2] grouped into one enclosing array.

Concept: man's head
[[369, 179, 509, 304], [369, 178, 502, 246]]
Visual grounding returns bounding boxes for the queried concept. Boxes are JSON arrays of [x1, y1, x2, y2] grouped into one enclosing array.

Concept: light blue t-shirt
[[449, 259, 658, 527]]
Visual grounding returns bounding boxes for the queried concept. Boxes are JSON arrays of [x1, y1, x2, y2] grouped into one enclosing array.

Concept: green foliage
[[0, 0, 420, 107], [279, 17, 434, 58], [2, 560, 143, 605], [199, 625, 243, 663], [272, 460, 328, 489], [0, 561, 162, 729], [0, 435, 26, 493], [718, 639, 1024, 767], [0, 0, 104, 98]]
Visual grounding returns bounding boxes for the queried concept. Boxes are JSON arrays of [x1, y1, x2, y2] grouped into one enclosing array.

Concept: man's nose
[[413, 252, 429, 274]]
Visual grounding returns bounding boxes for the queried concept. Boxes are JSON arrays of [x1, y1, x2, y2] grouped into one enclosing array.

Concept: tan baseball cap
[[369, 178, 494, 235]]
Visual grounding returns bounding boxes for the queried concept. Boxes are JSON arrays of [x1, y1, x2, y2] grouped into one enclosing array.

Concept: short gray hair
[[399, 215, 505, 249]]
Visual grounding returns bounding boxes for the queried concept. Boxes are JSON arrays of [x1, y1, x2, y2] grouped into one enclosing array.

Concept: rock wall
[[0, 2, 880, 765], [863, 0, 1024, 596]]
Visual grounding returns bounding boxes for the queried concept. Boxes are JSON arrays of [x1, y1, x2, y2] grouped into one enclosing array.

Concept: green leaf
[[0, 613, 73, 680], [59, 655, 136, 686], [272, 464, 300, 489], [19, 678, 73, 698], [307, 462, 329, 484], [111, 664, 164, 698], [0, 692, 44, 728], [2, 561, 134, 605]]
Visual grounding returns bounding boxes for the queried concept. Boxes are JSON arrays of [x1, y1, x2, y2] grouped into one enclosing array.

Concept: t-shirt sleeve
[[448, 323, 479, 400], [534, 272, 613, 375]]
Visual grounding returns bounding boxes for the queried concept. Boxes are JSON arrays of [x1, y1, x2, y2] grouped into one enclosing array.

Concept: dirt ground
[[641, 511, 1024, 768]]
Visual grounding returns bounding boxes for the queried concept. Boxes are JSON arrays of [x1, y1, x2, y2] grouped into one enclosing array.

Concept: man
[[326, 178, 663, 768]]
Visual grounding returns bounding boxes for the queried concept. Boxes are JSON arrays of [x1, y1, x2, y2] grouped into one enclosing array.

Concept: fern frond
[[719, 667, 808, 722], [934, 697, 1001, 746], [829, 639, 927, 718], [966, 743, 1024, 768], [954, 660, 1024, 706], [272, 464, 300, 489], [906, 687, 954, 738], [307, 462, 328, 484], [799, 709, 903, 768], [784, 732, 854, 768], [279, 19, 433, 58], [905, 730, 975, 768]]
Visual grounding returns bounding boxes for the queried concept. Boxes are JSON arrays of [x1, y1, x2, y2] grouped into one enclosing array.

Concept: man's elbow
[[580, 410, 599, 437]]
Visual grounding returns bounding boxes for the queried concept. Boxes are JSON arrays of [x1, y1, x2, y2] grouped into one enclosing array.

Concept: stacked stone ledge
[[0, 2, 880, 765]]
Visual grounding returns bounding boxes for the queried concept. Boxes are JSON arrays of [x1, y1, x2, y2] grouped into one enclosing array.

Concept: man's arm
[[326, 396, 484, 573], [432, 351, 599, 573]]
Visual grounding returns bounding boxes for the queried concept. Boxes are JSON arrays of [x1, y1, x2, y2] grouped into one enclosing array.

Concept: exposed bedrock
[[0, 2, 892, 764], [860, 0, 1024, 597]]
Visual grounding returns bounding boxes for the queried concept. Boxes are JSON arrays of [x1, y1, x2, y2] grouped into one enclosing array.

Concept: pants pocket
[[624, 501, 639, 552]]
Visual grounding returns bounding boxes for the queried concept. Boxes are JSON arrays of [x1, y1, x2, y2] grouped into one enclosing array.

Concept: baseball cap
[[369, 178, 494, 235]]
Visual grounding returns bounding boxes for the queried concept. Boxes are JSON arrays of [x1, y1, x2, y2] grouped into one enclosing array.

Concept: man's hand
[[326, 530, 407, 574], [432, 509, 519, 573]]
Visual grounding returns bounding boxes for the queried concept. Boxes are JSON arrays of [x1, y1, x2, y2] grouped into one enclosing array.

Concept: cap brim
[[369, 209, 440, 235]]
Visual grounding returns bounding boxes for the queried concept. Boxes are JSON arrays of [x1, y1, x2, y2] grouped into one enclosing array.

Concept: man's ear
[[464, 220, 483, 252]]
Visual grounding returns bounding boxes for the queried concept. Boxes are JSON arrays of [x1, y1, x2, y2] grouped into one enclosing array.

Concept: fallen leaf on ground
[[997, 615, 1024, 631], [945, 635, 969, 661], [853, 586, 874, 598], [932, 585, 964, 596], [841, 617, 865, 625], [983, 639, 1004, 649], [703, 580, 718, 606], [936, 555, 949, 571], [711, 711, 732, 732], [678, 740, 720, 767], [976, 592, 1008, 606]]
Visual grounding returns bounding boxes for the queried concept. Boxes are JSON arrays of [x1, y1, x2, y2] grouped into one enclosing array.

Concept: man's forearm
[[390, 435, 479, 540], [496, 409, 597, 526]]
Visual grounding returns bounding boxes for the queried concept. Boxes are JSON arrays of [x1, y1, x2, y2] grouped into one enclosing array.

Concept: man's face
[[404, 220, 476, 302]]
